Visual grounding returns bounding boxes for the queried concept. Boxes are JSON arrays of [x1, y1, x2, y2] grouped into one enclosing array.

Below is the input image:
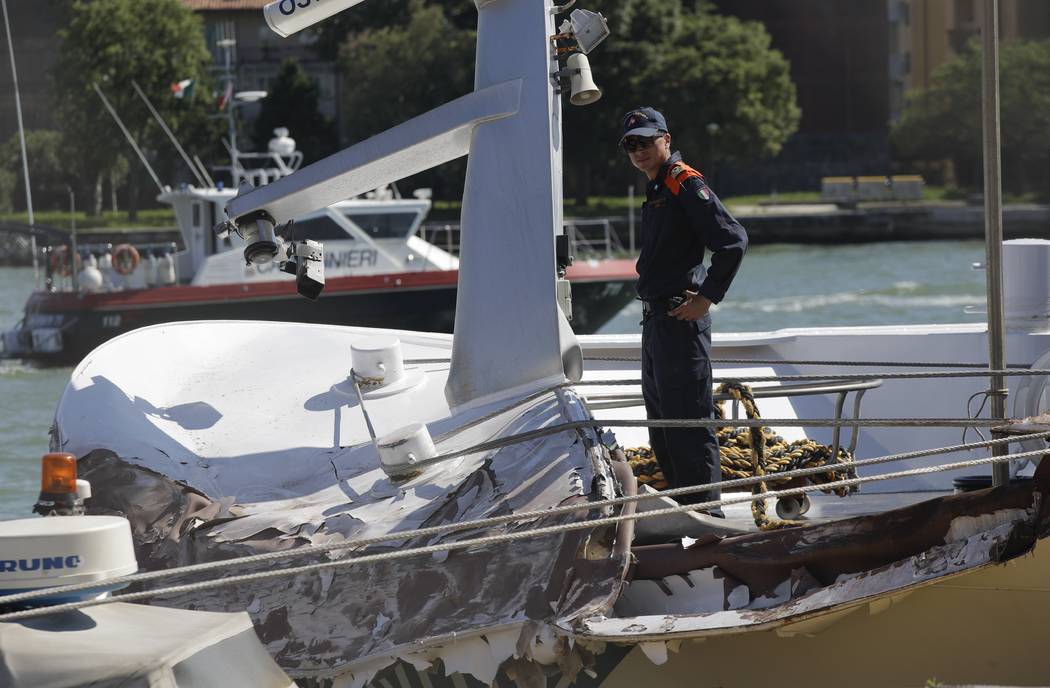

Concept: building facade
[[180, 0, 338, 122], [0, 1, 337, 152], [889, 0, 1050, 121]]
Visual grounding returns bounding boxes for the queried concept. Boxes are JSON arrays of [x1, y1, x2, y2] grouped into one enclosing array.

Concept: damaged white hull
[[47, 320, 627, 684]]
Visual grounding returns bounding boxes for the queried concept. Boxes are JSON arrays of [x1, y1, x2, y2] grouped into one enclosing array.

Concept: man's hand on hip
[[670, 291, 711, 321]]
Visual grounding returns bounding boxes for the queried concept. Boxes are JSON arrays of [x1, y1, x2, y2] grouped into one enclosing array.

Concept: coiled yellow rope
[[626, 381, 857, 530]]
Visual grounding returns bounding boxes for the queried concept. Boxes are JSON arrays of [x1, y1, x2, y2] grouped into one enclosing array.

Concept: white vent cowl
[[378, 423, 437, 478], [351, 336, 406, 388]]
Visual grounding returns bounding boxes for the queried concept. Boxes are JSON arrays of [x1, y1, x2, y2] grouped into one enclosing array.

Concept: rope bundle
[[626, 381, 857, 529]]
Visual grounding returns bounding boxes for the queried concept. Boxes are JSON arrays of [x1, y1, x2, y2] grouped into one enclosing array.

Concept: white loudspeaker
[[264, 0, 367, 38], [567, 53, 602, 106]]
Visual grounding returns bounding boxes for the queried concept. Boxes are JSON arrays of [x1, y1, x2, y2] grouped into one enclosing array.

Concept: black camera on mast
[[279, 237, 325, 301], [214, 214, 326, 300], [213, 210, 279, 265]]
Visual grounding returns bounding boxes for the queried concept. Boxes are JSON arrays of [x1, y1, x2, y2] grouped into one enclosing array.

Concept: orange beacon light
[[34, 453, 85, 516]]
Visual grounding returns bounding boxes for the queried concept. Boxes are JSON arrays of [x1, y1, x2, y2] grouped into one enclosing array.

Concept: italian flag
[[217, 81, 233, 111], [171, 79, 195, 99]]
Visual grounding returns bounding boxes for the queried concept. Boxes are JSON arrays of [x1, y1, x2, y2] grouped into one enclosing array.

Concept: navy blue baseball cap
[[619, 107, 668, 144]]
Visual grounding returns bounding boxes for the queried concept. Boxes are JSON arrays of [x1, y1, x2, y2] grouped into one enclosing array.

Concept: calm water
[[0, 240, 989, 520]]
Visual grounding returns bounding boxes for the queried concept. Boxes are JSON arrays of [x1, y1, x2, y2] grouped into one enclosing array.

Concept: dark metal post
[[627, 184, 635, 253], [68, 187, 79, 293], [981, 0, 1009, 487]]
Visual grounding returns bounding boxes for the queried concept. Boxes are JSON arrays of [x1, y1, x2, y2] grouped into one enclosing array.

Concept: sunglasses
[[621, 136, 659, 153]]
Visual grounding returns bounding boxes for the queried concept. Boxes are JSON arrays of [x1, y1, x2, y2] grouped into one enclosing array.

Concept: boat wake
[[721, 281, 983, 314], [0, 360, 70, 377]]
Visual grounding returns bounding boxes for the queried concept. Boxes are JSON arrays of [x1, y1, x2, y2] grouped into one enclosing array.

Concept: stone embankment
[[599, 201, 1050, 252], [730, 201, 1050, 244]]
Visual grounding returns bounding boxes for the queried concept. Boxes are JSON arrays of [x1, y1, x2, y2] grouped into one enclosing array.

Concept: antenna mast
[[131, 80, 207, 188], [217, 37, 238, 184], [92, 82, 166, 194]]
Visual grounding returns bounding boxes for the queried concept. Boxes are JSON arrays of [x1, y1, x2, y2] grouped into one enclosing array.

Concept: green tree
[[333, 1, 798, 202], [52, 0, 222, 218], [0, 130, 70, 212], [892, 38, 1050, 193], [562, 0, 799, 201], [560, 0, 672, 201], [0, 169, 15, 214], [252, 59, 337, 164], [314, 0, 475, 60], [338, 4, 475, 198], [650, 10, 800, 164]]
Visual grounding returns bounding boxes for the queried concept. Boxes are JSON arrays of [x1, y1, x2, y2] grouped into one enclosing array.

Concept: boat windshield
[[346, 212, 420, 240], [293, 211, 421, 241], [293, 215, 357, 240]]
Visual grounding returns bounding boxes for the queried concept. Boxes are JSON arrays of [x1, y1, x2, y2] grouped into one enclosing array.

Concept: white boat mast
[[227, 0, 589, 410], [981, 0, 1008, 486], [219, 37, 239, 172], [447, 0, 577, 408]]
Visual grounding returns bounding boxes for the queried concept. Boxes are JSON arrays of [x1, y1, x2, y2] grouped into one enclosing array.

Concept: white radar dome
[[0, 515, 137, 605], [268, 127, 296, 156]]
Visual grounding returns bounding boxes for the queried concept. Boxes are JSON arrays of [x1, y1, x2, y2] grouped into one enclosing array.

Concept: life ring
[[49, 246, 80, 277], [112, 244, 141, 276]]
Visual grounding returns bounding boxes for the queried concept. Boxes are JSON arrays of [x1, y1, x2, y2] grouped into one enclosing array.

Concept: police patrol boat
[[0, 132, 637, 366], [7, 0, 1050, 687]]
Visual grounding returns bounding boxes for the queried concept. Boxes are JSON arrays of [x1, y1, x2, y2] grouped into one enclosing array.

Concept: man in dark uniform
[[621, 107, 748, 510]]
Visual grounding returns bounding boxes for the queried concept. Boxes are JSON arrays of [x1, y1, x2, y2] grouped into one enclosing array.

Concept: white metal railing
[[40, 241, 180, 293], [565, 218, 625, 258], [419, 217, 630, 258]]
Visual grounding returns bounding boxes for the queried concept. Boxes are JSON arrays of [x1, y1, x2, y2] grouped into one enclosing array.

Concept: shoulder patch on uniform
[[698, 186, 710, 201], [664, 162, 704, 196]]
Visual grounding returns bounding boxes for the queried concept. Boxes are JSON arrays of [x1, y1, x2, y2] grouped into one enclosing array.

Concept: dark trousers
[[641, 311, 722, 507]]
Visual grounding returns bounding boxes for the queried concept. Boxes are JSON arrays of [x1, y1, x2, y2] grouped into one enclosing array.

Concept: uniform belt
[[641, 297, 680, 315]]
